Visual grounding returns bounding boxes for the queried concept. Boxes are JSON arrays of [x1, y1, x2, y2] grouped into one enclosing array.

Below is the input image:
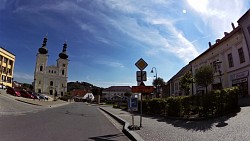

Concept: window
[[4, 58, 7, 63], [62, 70, 65, 75], [61, 92, 63, 96], [7, 77, 11, 83], [39, 80, 41, 84], [63, 64, 66, 67], [50, 81, 53, 86], [9, 60, 13, 66], [228, 53, 234, 67], [49, 70, 50, 73], [40, 66, 43, 71], [238, 48, 245, 63], [38, 89, 41, 93], [54, 71, 56, 74]]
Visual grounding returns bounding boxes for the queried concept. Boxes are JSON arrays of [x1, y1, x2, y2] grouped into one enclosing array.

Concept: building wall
[[102, 86, 131, 101], [0, 47, 15, 87], [190, 24, 250, 95]]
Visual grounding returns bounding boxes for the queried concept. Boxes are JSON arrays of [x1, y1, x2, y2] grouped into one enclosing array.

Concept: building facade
[[190, 24, 250, 95], [166, 64, 191, 96], [34, 37, 69, 97], [166, 9, 250, 96], [0, 47, 15, 87], [102, 86, 131, 101]]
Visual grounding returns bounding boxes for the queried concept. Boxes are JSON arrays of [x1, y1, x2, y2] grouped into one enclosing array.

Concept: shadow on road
[[88, 133, 126, 141]]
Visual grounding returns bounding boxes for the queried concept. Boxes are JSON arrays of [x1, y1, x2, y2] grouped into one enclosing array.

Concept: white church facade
[[34, 37, 69, 97]]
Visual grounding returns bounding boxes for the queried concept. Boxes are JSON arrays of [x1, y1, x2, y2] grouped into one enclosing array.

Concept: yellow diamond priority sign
[[135, 58, 148, 70]]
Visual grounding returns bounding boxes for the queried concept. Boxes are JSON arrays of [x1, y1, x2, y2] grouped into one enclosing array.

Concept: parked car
[[6, 87, 21, 97], [19, 90, 35, 99], [0, 84, 6, 90], [41, 94, 49, 100], [28, 91, 39, 99]]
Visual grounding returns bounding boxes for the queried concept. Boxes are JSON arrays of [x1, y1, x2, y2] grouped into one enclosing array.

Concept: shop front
[[231, 71, 249, 96]]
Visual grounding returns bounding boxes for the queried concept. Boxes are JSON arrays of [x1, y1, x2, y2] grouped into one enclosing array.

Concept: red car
[[19, 90, 35, 99], [6, 87, 21, 97]]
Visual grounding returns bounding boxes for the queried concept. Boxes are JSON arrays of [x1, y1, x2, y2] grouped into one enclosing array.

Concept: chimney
[[231, 22, 235, 29], [216, 39, 220, 43], [208, 42, 212, 48]]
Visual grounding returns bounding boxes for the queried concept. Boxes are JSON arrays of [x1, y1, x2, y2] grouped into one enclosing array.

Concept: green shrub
[[136, 87, 239, 118]]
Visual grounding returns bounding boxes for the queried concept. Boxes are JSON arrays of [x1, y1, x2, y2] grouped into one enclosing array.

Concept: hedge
[[138, 87, 239, 118]]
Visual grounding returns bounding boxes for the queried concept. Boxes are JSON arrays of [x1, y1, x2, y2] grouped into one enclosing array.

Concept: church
[[34, 36, 69, 97]]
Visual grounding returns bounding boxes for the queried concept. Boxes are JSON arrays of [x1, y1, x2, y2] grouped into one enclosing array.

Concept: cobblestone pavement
[[101, 106, 250, 141]]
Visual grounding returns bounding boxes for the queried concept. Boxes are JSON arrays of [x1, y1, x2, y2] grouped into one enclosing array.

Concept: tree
[[92, 87, 103, 104], [180, 71, 193, 95], [152, 77, 165, 98], [194, 65, 214, 94]]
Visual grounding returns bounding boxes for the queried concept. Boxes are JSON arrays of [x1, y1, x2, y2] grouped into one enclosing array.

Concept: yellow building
[[0, 47, 15, 87]]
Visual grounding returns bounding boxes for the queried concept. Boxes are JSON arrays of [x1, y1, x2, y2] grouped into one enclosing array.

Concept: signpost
[[134, 58, 149, 127]]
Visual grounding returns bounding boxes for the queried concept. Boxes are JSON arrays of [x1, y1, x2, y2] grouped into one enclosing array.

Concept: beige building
[[0, 47, 15, 87], [190, 23, 250, 95], [34, 37, 69, 97], [166, 9, 250, 96]]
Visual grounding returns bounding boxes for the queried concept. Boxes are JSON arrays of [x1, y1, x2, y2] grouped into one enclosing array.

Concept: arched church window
[[50, 81, 53, 86], [40, 66, 42, 71], [62, 70, 65, 75]]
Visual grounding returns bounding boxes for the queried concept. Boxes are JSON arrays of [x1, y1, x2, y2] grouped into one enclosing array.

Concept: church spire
[[59, 41, 68, 59], [38, 35, 48, 54]]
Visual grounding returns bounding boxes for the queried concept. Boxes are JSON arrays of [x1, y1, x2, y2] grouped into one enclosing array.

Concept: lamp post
[[216, 60, 222, 89], [151, 67, 158, 98]]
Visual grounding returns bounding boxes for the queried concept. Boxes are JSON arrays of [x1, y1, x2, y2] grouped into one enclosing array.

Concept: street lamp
[[216, 60, 222, 89], [151, 67, 158, 98]]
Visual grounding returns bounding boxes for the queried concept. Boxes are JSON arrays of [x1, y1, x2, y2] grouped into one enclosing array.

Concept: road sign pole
[[140, 93, 142, 127]]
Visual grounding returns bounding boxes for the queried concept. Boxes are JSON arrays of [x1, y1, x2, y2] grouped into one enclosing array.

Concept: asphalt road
[[0, 102, 129, 141]]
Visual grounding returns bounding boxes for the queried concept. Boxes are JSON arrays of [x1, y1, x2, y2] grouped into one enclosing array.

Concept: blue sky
[[0, 0, 249, 88]]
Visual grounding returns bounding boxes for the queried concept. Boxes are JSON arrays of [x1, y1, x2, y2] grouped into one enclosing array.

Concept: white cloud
[[14, 72, 33, 80], [102, 0, 199, 63], [187, 0, 247, 38], [95, 60, 125, 68]]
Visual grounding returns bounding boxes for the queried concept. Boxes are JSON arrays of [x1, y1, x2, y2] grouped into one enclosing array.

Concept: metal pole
[[140, 93, 142, 127]]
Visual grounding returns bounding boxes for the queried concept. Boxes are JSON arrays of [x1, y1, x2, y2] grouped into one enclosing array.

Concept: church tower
[[34, 36, 69, 97], [57, 42, 69, 96], [34, 36, 48, 93]]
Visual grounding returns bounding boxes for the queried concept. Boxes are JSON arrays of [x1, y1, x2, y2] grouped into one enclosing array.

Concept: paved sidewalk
[[0, 89, 70, 108], [101, 105, 250, 141]]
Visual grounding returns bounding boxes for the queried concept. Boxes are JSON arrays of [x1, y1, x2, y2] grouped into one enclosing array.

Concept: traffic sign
[[128, 97, 138, 111], [135, 58, 148, 71], [132, 86, 154, 93], [136, 71, 147, 82]]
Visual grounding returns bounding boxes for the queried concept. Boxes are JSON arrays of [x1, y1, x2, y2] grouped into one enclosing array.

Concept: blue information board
[[128, 97, 138, 111]]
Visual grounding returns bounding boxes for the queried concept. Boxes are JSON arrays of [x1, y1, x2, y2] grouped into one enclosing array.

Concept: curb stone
[[99, 107, 144, 141]]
